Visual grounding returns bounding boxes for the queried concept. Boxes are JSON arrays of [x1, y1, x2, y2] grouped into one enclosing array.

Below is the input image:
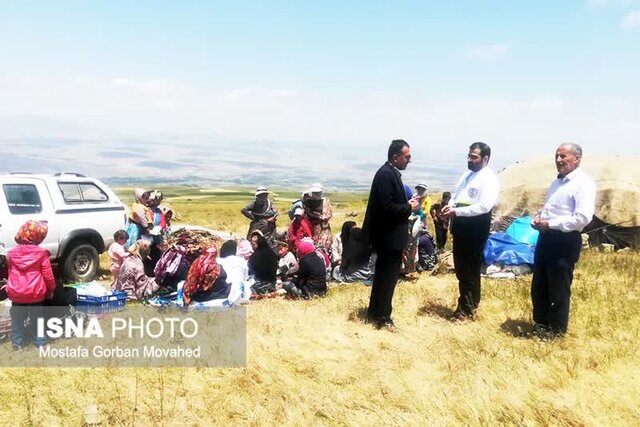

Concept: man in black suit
[[362, 139, 419, 330]]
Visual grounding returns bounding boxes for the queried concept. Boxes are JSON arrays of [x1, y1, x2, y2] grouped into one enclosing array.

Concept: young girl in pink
[[6, 220, 56, 349], [108, 229, 129, 285]]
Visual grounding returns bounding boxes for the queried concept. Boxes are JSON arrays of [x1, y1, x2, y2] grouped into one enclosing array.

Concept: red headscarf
[[183, 245, 221, 305], [15, 220, 48, 245]]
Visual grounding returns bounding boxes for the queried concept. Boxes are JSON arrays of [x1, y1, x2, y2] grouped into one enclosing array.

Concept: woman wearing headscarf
[[6, 220, 56, 349], [241, 186, 279, 250], [182, 245, 229, 305], [159, 205, 174, 232], [247, 231, 279, 294], [288, 206, 313, 250], [303, 183, 334, 255], [144, 190, 166, 276], [236, 238, 254, 260], [417, 230, 438, 272], [153, 244, 189, 290], [126, 188, 153, 247], [401, 184, 422, 279], [282, 238, 327, 298], [333, 223, 373, 283], [217, 240, 249, 288], [331, 221, 356, 271], [114, 240, 159, 300]]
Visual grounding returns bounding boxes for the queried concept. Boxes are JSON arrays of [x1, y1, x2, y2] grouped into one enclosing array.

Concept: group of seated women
[[111, 227, 340, 304], [110, 185, 433, 305]]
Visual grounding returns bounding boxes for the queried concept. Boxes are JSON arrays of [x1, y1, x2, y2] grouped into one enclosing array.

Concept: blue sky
[[1, 0, 639, 171], [3, 0, 639, 93]]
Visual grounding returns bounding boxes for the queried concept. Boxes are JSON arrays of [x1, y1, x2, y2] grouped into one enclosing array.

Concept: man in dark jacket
[[362, 139, 419, 330]]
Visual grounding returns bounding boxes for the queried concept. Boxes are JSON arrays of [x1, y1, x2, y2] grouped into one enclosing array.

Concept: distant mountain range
[[0, 136, 466, 192]]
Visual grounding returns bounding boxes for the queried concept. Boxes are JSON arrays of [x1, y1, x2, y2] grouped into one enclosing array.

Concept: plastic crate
[[75, 290, 127, 314]]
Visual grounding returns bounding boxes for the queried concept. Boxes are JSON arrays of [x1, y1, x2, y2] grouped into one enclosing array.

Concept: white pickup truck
[[0, 173, 126, 282]]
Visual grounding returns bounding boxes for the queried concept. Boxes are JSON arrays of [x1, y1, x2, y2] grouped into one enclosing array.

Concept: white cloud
[[612, 119, 640, 130], [111, 78, 181, 94], [529, 96, 566, 112], [464, 43, 513, 60], [225, 87, 297, 99], [620, 10, 640, 28], [111, 78, 134, 87]]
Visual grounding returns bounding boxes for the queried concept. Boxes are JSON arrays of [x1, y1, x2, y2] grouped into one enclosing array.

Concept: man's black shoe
[[365, 311, 378, 324], [449, 308, 475, 322], [532, 323, 564, 340], [375, 317, 397, 331]]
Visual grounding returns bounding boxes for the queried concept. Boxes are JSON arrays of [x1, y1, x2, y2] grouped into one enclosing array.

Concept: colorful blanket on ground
[[145, 279, 252, 309]]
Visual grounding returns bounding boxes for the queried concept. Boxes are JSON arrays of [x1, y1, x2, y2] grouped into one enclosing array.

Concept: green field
[[114, 185, 371, 238]]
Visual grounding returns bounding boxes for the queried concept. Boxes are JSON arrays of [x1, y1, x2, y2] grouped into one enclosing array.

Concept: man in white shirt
[[441, 142, 500, 319], [530, 143, 595, 335]]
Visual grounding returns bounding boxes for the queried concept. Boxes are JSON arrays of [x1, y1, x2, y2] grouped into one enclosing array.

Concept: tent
[[495, 154, 640, 249], [483, 216, 538, 268], [505, 215, 539, 246], [484, 232, 535, 266]]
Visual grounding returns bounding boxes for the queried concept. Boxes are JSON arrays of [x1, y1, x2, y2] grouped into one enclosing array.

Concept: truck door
[[0, 179, 59, 257]]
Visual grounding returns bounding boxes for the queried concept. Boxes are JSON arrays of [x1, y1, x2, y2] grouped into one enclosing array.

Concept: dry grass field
[[0, 187, 638, 425]]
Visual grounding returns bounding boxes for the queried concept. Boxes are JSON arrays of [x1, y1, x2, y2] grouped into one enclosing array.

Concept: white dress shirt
[[540, 167, 596, 233], [449, 167, 500, 217]]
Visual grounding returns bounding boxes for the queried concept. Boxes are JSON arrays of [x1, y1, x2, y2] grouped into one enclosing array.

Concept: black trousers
[[531, 230, 582, 333], [452, 233, 487, 314], [368, 249, 403, 320], [433, 222, 448, 249]]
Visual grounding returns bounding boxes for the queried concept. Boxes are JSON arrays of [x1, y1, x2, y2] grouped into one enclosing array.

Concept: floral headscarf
[[183, 245, 221, 305], [15, 220, 48, 245], [148, 190, 163, 208]]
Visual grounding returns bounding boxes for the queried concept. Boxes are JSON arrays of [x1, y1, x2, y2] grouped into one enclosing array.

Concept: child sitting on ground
[[113, 240, 159, 300], [282, 238, 327, 299], [108, 230, 129, 285], [276, 241, 299, 282], [6, 220, 56, 349]]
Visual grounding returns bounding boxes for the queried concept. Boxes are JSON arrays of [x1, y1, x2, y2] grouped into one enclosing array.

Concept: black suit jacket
[[362, 162, 412, 252]]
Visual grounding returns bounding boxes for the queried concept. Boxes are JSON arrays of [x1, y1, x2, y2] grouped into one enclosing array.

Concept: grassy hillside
[[1, 188, 638, 425]]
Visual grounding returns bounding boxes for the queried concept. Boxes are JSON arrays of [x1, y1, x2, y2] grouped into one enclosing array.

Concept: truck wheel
[[62, 244, 99, 282]]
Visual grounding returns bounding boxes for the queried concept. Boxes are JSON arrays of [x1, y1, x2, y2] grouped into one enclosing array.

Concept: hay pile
[[496, 154, 640, 226], [167, 227, 223, 259]]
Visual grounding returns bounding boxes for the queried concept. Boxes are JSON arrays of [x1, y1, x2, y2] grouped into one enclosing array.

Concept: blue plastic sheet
[[484, 232, 535, 265], [505, 215, 539, 245]]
